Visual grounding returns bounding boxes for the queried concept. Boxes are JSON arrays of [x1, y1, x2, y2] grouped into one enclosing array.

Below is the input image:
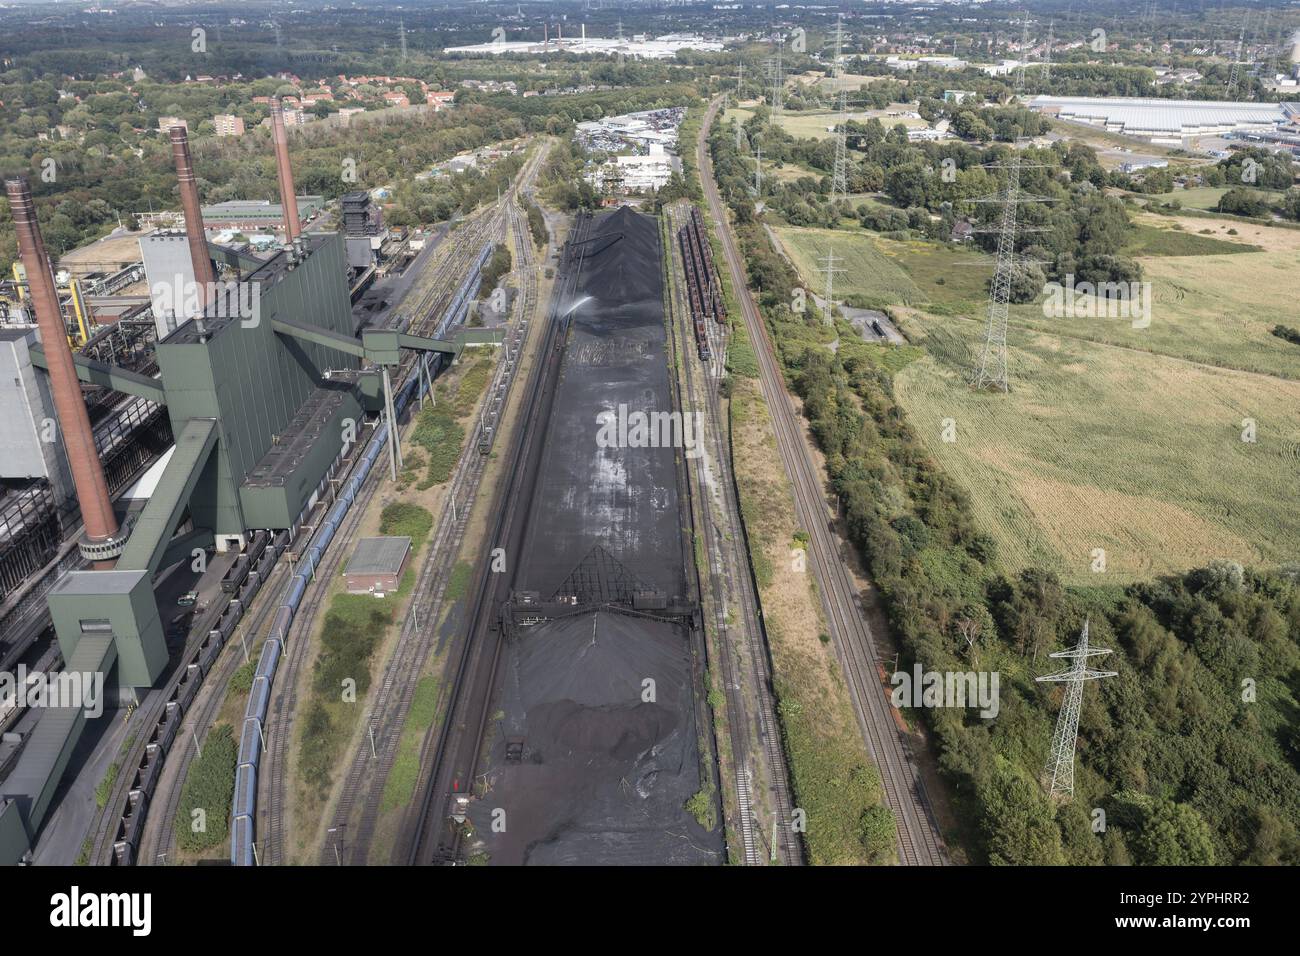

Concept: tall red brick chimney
[[269, 98, 302, 241], [5, 176, 121, 564], [168, 126, 217, 310]]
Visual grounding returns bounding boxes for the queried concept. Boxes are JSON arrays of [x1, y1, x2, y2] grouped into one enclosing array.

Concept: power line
[[818, 248, 843, 325], [765, 35, 784, 123], [1035, 618, 1117, 798], [830, 14, 849, 206]]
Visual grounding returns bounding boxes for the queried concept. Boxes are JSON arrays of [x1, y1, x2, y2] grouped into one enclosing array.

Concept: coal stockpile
[[519, 205, 685, 599], [470, 207, 721, 865]]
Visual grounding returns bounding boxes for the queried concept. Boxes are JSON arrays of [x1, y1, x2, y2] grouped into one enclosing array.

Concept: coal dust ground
[[465, 207, 722, 865]]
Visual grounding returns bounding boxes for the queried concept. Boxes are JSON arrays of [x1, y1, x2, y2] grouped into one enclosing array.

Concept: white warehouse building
[[1028, 95, 1299, 145]]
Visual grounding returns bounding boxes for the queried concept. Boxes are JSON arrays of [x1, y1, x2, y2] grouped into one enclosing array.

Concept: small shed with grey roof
[[344, 536, 411, 595]]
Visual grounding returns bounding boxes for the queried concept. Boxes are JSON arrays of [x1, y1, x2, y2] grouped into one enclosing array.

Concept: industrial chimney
[[5, 176, 122, 566], [168, 126, 217, 311], [269, 98, 302, 242]]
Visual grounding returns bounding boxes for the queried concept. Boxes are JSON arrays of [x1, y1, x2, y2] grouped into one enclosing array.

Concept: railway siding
[[663, 200, 801, 866], [698, 98, 948, 866]]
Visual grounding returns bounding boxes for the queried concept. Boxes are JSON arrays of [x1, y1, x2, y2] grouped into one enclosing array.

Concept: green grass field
[[724, 106, 928, 141], [779, 222, 1300, 379], [1135, 185, 1286, 211], [776, 226, 991, 313], [892, 315, 1300, 583], [1120, 221, 1260, 257], [774, 221, 1300, 584]]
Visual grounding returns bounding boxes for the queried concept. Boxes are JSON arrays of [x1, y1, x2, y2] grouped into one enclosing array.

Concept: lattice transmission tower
[[831, 88, 850, 204], [818, 248, 843, 325], [1042, 20, 1054, 82], [1035, 618, 1117, 798], [970, 17, 1051, 392], [1227, 14, 1249, 98], [832, 17, 852, 204], [830, 15, 849, 205], [765, 39, 784, 122]]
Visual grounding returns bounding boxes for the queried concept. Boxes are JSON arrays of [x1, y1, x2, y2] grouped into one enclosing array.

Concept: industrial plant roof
[[201, 196, 325, 220], [345, 536, 411, 575], [243, 384, 351, 488], [1028, 96, 1295, 135]]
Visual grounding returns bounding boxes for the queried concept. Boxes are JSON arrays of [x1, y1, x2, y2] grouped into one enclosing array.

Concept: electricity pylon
[[1035, 618, 1116, 798], [971, 17, 1050, 392], [1043, 20, 1054, 82], [971, 163, 1023, 392], [818, 248, 843, 325], [1227, 15, 1249, 98], [830, 15, 849, 205], [1016, 14, 1031, 96], [765, 39, 784, 122]]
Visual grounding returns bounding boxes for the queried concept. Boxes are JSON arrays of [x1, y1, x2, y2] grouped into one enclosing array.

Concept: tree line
[[708, 118, 1300, 865]]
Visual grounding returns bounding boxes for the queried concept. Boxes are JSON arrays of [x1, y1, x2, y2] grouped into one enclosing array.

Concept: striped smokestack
[[269, 98, 302, 241], [168, 125, 217, 311], [5, 176, 120, 563]]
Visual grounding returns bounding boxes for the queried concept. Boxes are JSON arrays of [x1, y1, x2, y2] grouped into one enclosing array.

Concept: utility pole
[[753, 145, 763, 196], [1035, 618, 1117, 797]]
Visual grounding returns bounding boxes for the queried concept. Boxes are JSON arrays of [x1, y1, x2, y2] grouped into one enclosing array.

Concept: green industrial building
[[2, 230, 466, 861]]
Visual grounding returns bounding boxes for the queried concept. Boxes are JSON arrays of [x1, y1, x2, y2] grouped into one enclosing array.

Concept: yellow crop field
[[892, 315, 1300, 583]]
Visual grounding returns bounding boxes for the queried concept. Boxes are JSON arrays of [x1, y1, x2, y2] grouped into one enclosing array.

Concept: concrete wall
[[141, 232, 198, 340], [0, 799, 31, 865], [0, 330, 70, 492]]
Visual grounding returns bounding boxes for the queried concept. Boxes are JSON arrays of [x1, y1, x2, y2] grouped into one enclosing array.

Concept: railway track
[[698, 98, 948, 866], [664, 201, 802, 866], [138, 565, 289, 866], [85, 584, 235, 865], [257, 451, 380, 865], [257, 229, 494, 864], [324, 186, 546, 865], [407, 208, 590, 865], [252, 143, 550, 865]]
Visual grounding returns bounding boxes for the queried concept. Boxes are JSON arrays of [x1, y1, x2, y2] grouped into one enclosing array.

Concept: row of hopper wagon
[[109, 385, 389, 865], [677, 206, 727, 362], [114, 233, 490, 867], [230, 331, 441, 865], [109, 529, 284, 865]]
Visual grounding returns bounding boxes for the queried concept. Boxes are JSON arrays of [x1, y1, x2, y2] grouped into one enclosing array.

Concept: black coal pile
[[468, 207, 721, 865]]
